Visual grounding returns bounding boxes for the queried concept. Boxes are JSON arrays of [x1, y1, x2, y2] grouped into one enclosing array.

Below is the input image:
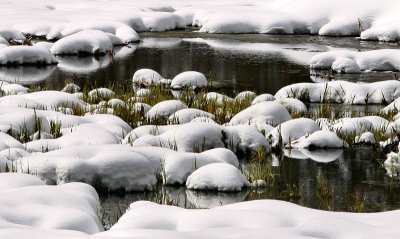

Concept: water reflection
[[0, 65, 56, 84], [100, 148, 400, 224], [284, 149, 344, 163]]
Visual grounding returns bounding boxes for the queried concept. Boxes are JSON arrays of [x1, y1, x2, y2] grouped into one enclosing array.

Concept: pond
[[2, 30, 400, 227], [2, 30, 398, 94]]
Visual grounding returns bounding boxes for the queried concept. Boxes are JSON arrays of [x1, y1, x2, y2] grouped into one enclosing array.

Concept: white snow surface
[[168, 108, 215, 124], [50, 30, 121, 55], [311, 49, 400, 72], [132, 69, 164, 86], [269, 118, 320, 148], [170, 71, 207, 90], [0, 173, 102, 234], [186, 163, 250, 191], [230, 101, 292, 127], [291, 130, 348, 149], [146, 100, 187, 119], [0, 45, 57, 65], [275, 80, 400, 104]]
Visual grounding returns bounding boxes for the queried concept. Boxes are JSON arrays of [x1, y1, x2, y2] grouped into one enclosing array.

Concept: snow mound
[[311, 50, 400, 72], [292, 130, 348, 149], [17, 144, 158, 191], [0, 46, 57, 65], [275, 80, 400, 104], [205, 92, 234, 105], [168, 108, 214, 124], [0, 28, 25, 41], [186, 163, 250, 191], [50, 30, 119, 55], [0, 132, 24, 151], [235, 91, 256, 102], [275, 98, 307, 114], [0, 173, 101, 234], [132, 69, 164, 86], [251, 93, 276, 105], [88, 88, 115, 101], [269, 118, 320, 148], [146, 100, 187, 120], [230, 101, 292, 127], [170, 71, 207, 90], [0, 91, 87, 110], [47, 21, 139, 43]]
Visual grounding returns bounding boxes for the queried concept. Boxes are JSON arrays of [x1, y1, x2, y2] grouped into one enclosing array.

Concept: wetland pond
[[3, 30, 400, 225]]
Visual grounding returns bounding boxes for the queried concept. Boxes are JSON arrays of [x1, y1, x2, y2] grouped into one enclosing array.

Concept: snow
[[291, 130, 349, 149], [275, 98, 307, 114], [0, 28, 25, 41], [146, 100, 187, 120], [235, 91, 256, 102], [0, 46, 57, 65], [88, 88, 114, 101], [268, 118, 320, 148], [186, 163, 250, 191], [107, 199, 400, 239], [0, 173, 101, 234], [0, 91, 87, 110], [0, 132, 24, 151], [331, 116, 389, 136], [275, 80, 400, 104], [51, 30, 119, 55], [132, 69, 164, 86], [355, 132, 376, 145], [251, 93, 276, 105], [168, 108, 214, 124], [310, 50, 400, 72], [230, 101, 292, 127], [170, 71, 207, 90]]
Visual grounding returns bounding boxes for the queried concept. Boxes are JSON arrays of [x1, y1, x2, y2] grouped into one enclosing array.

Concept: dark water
[[2, 31, 398, 94], [2, 31, 399, 222], [100, 148, 400, 228]]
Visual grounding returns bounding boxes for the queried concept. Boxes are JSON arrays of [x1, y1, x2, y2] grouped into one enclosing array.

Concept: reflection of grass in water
[[316, 174, 334, 211]]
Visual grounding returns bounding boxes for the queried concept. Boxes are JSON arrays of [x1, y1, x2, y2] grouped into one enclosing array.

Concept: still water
[[1, 30, 398, 94], [100, 148, 400, 229], [1, 31, 399, 220]]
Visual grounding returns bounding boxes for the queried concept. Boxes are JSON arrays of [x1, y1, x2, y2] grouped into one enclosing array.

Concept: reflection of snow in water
[[284, 148, 343, 163], [56, 45, 137, 74], [139, 38, 182, 49], [0, 65, 56, 84]]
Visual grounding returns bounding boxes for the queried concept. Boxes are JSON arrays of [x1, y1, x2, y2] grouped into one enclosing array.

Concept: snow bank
[[230, 101, 292, 127], [311, 50, 400, 72], [170, 71, 207, 90], [275, 80, 400, 104], [0, 46, 57, 65], [0, 28, 25, 41], [186, 163, 250, 191], [0, 173, 101, 234], [251, 93, 276, 105], [108, 199, 400, 239]]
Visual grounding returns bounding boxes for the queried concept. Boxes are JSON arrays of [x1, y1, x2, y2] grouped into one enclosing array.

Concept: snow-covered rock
[[230, 101, 292, 127], [146, 100, 187, 120], [186, 163, 250, 191], [251, 93, 276, 105], [168, 108, 214, 124], [291, 130, 348, 149], [268, 118, 320, 148], [170, 71, 207, 90], [132, 69, 163, 86]]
